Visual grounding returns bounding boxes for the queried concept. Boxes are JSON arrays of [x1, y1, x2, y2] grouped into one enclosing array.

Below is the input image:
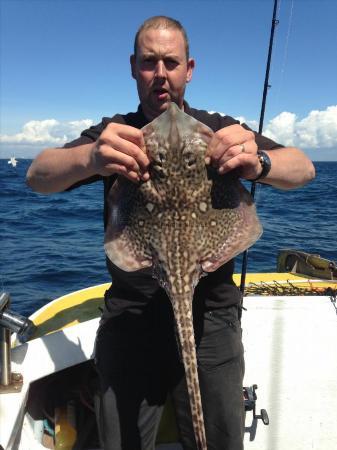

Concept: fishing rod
[[240, 0, 279, 295]]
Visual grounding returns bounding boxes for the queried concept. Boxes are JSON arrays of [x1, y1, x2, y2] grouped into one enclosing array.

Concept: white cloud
[[0, 119, 93, 146], [1, 106, 336, 156], [209, 112, 259, 132], [261, 106, 337, 149], [210, 106, 337, 161], [263, 112, 297, 146], [208, 110, 225, 116]]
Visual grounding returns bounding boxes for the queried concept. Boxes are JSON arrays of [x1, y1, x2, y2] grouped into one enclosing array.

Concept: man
[[27, 16, 315, 450]]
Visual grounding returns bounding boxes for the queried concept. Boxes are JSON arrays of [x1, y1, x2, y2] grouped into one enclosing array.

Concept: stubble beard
[[140, 88, 186, 120]]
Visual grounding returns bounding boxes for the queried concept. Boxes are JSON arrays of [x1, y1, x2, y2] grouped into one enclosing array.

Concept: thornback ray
[[104, 102, 262, 449]]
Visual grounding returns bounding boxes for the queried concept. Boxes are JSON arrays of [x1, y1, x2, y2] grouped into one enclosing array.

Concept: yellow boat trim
[[233, 272, 337, 287], [30, 283, 110, 339], [29, 274, 336, 339]]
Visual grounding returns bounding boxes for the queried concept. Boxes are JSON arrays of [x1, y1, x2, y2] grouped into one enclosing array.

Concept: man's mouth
[[153, 88, 169, 100]]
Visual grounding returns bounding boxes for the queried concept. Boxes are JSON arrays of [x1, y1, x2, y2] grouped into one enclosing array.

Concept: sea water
[[0, 159, 336, 316]]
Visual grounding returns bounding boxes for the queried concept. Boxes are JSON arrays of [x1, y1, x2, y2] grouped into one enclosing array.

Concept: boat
[[1, 257, 336, 450], [2, 2, 333, 448], [7, 157, 18, 168], [277, 249, 337, 281]]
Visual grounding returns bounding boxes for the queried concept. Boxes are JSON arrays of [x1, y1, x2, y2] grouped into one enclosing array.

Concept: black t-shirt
[[64, 102, 283, 317]]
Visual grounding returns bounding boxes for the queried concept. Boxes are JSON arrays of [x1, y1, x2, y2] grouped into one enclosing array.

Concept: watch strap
[[250, 150, 271, 182]]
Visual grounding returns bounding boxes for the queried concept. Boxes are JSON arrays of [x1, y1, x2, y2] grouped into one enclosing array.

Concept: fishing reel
[[244, 384, 269, 425]]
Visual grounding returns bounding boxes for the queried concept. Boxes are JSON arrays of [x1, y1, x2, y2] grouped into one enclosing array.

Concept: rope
[[244, 280, 337, 298]]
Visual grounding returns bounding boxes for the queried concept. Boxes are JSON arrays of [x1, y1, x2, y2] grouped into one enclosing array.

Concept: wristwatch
[[251, 150, 271, 182]]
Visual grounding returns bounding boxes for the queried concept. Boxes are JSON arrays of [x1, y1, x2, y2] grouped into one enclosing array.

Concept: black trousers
[[94, 295, 245, 450]]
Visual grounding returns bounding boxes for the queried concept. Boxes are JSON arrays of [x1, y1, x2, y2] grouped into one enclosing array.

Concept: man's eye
[[141, 58, 156, 67], [165, 59, 179, 69]]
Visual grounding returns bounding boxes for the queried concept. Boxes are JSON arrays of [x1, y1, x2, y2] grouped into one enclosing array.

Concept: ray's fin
[[104, 177, 152, 271], [200, 172, 262, 272]]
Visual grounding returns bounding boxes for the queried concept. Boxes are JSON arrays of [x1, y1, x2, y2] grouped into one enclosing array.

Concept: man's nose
[[155, 61, 166, 79]]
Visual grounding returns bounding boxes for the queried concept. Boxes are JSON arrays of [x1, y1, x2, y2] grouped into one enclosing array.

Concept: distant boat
[[8, 156, 18, 167]]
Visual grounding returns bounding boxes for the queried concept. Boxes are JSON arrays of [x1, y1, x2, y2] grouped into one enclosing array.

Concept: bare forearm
[[26, 144, 96, 194], [260, 147, 315, 190]]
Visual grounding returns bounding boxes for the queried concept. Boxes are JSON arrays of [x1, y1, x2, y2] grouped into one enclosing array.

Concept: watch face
[[256, 151, 271, 180], [258, 153, 265, 167]]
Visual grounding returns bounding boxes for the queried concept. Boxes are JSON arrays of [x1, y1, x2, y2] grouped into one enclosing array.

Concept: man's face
[[130, 28, 195, 120]]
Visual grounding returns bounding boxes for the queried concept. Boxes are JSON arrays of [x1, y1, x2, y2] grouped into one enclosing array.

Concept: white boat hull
[[1, 294, 336, 449], [242, 295, 337, 450]]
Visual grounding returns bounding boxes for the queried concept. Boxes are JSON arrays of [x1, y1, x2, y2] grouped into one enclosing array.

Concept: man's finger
[[218, 153, 248, 174], [107, 163, 141, 183], [112, 136, 150, 172], [102, 124, 150, 171], [98, 145, 141, 174], [217, 143, 253, 166], [205, 125, 255, 162]]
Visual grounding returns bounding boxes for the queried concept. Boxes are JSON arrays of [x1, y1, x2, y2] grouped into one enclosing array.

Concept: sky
[[1, 0, 337, 161]]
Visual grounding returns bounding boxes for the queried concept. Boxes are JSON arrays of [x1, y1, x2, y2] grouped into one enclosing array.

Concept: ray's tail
[[171, 295, 207, 450]]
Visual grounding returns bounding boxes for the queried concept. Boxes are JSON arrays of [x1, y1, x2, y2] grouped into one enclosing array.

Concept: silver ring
[[240, 144, 246, 153]]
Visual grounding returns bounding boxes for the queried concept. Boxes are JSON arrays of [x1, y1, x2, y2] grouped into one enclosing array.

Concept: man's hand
[[91, 123, 150, 183], [205, 124, 262, 180]]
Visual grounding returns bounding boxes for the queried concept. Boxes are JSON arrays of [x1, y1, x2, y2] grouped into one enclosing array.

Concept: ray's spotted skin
[[104, 102, 262, 449]]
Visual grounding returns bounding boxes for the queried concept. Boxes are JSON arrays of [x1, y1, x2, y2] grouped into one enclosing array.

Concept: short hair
[[133, 16, 190, 60]]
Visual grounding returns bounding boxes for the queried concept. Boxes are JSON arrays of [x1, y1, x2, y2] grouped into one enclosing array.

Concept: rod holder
[[0, 293, 36, 394], [0, 327, 11, 386]]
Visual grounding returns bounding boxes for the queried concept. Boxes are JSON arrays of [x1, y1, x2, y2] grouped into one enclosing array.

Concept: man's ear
[[186, 58, 195, 83], [130, 55, 136, 80]]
